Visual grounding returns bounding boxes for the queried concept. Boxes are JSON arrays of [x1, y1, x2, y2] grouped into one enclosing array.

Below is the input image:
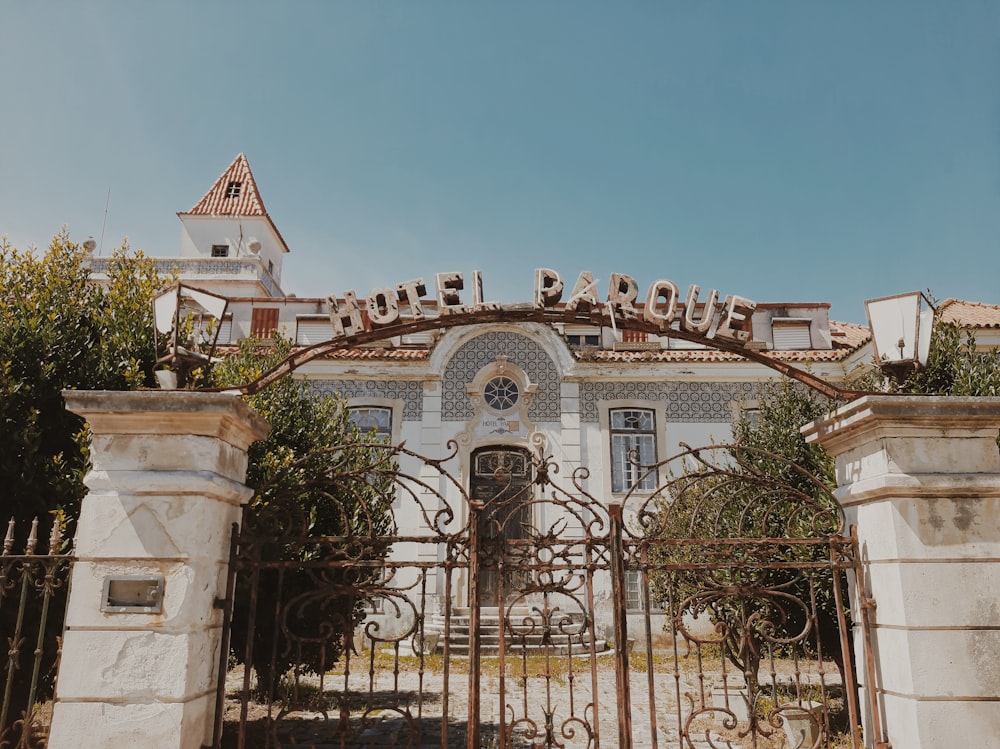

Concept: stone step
[[414, 609, 604, 656]]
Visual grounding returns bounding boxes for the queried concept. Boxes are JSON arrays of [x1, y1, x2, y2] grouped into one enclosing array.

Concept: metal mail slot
[[102, 575, 165, 614]]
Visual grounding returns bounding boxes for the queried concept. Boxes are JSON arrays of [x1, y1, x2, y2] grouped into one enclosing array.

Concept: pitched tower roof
[[179, 153, 290, 254], [183, 153, 268, 217]]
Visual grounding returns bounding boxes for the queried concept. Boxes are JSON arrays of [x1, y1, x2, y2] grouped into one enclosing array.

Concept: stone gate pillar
[[802, 395, 1000, 749], [48, 391, 269, 749]]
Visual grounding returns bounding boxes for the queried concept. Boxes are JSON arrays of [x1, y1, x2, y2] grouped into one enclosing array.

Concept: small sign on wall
[[101, 575, 165, 614]]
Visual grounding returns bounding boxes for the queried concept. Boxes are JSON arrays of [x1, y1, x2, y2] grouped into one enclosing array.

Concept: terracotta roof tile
[[317, 348, 429, 361], [581, 321, 871, 364], [937, 299, 1000, 329], [183, 153, 268, 217], [272, 320, 873, 365]]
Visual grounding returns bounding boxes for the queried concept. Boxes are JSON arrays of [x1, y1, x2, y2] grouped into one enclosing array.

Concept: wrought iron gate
[[213, 442, 863, 749], [0, 517, 70, 749]]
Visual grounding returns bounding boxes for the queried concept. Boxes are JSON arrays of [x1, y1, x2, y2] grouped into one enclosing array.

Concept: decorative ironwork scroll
[[216, 442, 862, 749], [0, 518, 71, 749]]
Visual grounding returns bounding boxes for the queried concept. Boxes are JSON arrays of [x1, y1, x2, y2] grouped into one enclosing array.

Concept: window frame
[[348, 405, 393, 442], [345, 398, 403, 447], [600, 402, 662, 495]]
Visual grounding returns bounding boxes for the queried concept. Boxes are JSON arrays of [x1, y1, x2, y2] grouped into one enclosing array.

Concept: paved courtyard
[[220, 649, 846, 748]]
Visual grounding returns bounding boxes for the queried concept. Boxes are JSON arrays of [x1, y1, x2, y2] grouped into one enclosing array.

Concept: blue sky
[[2, 2, 999, 323]]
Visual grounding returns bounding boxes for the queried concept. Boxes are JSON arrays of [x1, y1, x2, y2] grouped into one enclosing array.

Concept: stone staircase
[[421, 607, 609, 656]]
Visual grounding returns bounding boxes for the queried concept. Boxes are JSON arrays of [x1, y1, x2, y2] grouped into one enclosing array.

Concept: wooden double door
[[470, 446, 533, 606]]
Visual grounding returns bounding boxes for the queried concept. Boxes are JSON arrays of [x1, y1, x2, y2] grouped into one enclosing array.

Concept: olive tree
[[211, 336, 395, 696], [648, 379, 844, 696], [0, 231, 165, 529]]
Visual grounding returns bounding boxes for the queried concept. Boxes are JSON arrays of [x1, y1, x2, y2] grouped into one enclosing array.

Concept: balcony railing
[[87, 256, 283, 297]]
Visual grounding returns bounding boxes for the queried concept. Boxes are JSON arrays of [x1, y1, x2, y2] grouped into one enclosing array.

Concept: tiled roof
[[582, 321, 871, 364], [288, 321, 871, 364], [183, 153, 268, 217], [217, 345, 429, 362], [937, 299, 1000, 329], [316, 348, 430, 361]]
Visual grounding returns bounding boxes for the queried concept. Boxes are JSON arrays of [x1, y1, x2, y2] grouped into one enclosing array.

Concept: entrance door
[[470, 446, 533, 606]]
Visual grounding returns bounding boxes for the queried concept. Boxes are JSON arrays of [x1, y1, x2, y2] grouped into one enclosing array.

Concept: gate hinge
[[213, 596, 228, 610]]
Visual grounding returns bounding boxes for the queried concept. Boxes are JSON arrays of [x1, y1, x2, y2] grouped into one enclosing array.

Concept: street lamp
[[864, 291, 934, 384], [152, 283, 229, 388]]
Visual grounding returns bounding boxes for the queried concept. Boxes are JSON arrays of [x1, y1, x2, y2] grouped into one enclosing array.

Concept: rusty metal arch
[[204, 306, 868, 401]]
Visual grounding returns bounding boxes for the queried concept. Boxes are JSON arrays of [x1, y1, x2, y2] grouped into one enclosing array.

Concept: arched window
[[610, 408, 657, 492], [349, 406, 392, 441]]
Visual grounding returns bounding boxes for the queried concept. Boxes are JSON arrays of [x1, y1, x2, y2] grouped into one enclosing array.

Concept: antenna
[[98, 188, 111, 256]]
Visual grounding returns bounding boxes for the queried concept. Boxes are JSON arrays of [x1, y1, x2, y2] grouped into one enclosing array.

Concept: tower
[[176, 153, 289, 297]]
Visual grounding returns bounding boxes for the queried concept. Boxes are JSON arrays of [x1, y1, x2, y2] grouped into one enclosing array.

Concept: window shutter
[[216, 317, 233, 344], [772, 319, 812, 350], [250, 307, 279, 339], [296, 319, 333, 345], [622, 329, 648, 343]]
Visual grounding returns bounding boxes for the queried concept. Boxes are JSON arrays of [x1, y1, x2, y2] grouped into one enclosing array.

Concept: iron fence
[[214, 443, 864, 749], [0, 517, 71, 749]]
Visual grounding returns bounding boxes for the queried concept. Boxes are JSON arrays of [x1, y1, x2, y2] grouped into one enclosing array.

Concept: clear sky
[[2, 2, 999, 323]]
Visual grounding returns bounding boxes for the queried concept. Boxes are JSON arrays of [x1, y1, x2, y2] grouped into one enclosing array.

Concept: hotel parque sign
[[327, 268, 756, 344]]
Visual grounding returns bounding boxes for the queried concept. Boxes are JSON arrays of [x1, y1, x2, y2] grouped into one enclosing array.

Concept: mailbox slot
[[102, 575, 165, 614]]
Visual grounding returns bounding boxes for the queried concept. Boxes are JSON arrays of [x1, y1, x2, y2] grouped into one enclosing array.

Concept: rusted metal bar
[[204, 305, 873, 402], [608, 503, 633, 749], [236, 557, 262, 749], [639, 550, 658, 749], [0, 518, 72, 749], [210, 522, 240, 749], [442, 559, 455, 749], [584, 538, 602, 748], [833, 531, 863, 749], [466, 501, 482, 749], [0, 531, 35, 735], [855, 526, 889, 749]]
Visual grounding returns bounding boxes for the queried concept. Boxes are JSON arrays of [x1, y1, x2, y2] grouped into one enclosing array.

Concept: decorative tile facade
[[441, 332, 561, 421], [310, 379, 424, 419], [580, 381, 760, 423]]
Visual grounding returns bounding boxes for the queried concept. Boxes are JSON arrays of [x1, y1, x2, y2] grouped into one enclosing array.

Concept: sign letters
[[328, 269, 756, 345]]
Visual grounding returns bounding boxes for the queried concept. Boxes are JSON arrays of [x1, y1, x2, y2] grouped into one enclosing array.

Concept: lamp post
[[152, 283, 229, 388], [864, 291, 934, 386]]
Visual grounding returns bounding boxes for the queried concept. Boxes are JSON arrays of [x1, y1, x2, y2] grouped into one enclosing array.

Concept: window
[[566, 334, 600, 347], [625, 570, 642, 611], [250, 307, 279, 339], [211, 244, 229, 258], [772, 318, 812, 351], [483, 376, 519, 412], [349, 407, 392, 441], [621, 329, 648, 343], [296, 317, 333, 346], [610, 408, 657, 492], [225, 181, 242, 199]]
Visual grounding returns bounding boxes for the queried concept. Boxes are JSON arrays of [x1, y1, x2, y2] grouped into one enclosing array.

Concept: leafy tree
[[648, 380, 846, 699], [212, 336, 395, 696], [0, 231, 166, 529], [0, 231, 166, 732]]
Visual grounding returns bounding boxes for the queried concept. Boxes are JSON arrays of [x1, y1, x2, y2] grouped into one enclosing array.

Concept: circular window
[[483, 376, 520, 411]]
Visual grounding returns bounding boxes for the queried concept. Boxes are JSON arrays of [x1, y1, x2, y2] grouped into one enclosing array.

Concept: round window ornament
[[483, 376, 520, 411]]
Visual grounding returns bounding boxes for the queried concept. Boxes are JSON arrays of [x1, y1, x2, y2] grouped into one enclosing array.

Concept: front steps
[[421, 607, 609, 656]]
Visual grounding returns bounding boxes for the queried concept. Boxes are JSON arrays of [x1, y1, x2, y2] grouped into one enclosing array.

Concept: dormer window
[[772, 318, 812, 350], [225, 181, 242, 199], [211, 244, 229, 258]]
